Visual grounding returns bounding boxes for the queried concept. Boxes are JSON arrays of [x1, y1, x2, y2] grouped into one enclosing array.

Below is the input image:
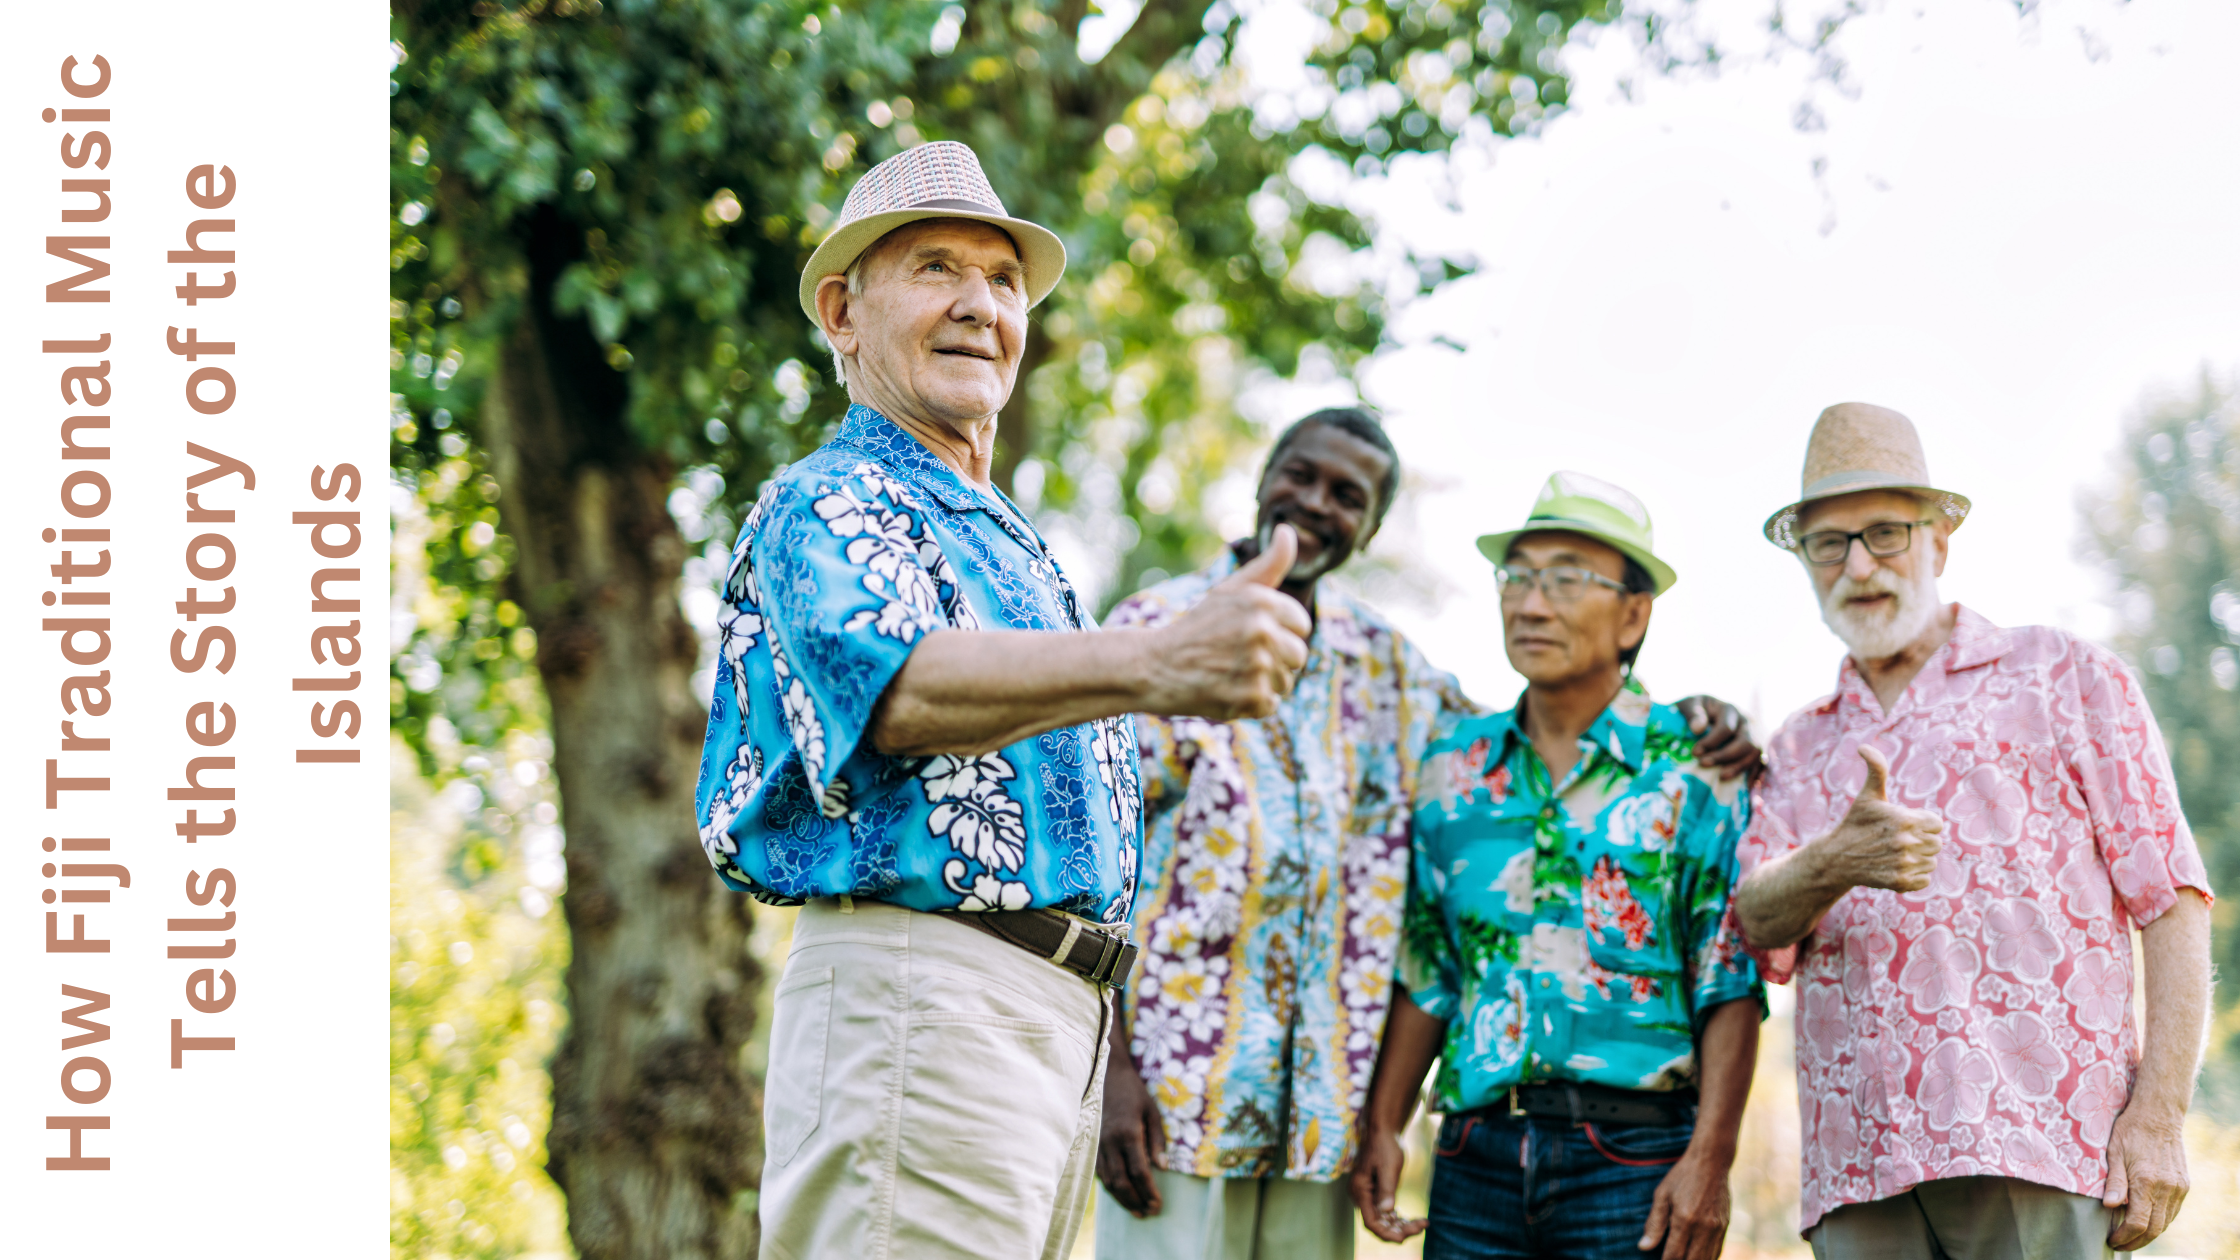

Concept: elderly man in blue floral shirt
[[1354, 474, 1765, 1260], [696, 143, 1316, 1260]]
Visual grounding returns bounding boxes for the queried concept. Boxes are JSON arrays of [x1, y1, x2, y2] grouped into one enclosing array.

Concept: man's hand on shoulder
[[1679, 696, 1762, 782], [1138, 524, 1311, 720]]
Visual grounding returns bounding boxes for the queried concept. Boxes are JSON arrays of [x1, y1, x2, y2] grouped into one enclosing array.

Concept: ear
[[1929, 521, 1951, 578], [815, 273, 860, 359], [1617, 591, 1653, 652]]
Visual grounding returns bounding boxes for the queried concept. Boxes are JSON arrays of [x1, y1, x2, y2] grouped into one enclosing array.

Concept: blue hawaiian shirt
[[693, 405, 1142, 922], [1400, 682, 1762, 1112]]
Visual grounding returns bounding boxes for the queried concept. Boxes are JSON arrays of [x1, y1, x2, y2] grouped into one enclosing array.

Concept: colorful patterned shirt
[[1106, 557, 1474, 1181], [1739, 606, 2212, 1231], [693, 406, 1141, 923], [1401, 682, 1762, 1113]]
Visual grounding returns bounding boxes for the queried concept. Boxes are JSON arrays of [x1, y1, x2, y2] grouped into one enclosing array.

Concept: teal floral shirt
[[1400, 682, 1762, 1112]]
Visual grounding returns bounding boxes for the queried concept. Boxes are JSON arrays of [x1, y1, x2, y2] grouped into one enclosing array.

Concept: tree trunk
[[994, 316, 1052, 496], [481, 207, 762, 1259]]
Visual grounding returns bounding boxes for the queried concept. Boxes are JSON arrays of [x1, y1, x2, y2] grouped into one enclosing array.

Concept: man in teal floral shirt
[[1354, 473, 1764, 1260]]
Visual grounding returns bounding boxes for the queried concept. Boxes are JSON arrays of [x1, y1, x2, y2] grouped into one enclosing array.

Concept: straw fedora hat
[[1762, 402, 1972, 549], [796, 141, 1067, 322]]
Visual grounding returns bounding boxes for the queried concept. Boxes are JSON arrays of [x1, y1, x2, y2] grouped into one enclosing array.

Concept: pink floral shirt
[[1740, 606, 2211, 1231]]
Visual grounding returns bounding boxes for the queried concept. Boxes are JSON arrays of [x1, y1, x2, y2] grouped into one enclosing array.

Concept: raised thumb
[[1230, 523, 1297, 589], [1856, 745, 1890, 803]]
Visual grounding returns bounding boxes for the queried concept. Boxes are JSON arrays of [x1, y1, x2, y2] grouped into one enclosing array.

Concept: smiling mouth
[[933, 346, 995, 361]]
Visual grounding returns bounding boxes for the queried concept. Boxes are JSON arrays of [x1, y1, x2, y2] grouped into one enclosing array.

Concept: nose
[[950, 267, 1001, 327], [1513, 577, 1557, 620], [1842, 537, 1880, 582]]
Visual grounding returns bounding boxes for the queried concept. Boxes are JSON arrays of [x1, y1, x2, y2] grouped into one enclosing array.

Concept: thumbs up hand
[[1140, 525, 1313, 720], [1820, 746, 1946, 893]]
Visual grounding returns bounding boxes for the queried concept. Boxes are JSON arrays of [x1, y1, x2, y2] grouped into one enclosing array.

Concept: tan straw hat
[[797, 141, 1066, 322], [1762, 402, 1971, 549]]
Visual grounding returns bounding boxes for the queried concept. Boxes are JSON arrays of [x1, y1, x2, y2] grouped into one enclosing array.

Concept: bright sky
[[1219, 0, 2240, 726]]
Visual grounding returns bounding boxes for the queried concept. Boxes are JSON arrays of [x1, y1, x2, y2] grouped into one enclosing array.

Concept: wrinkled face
[[1252, 423, 1392, 584], [1795, 489, 1950, 659], [1500, 531, 1651, 686], [827, 218, 1027, 424]]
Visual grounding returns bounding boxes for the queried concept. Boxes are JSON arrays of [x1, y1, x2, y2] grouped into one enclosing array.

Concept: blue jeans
[[1426, 1111, 1693, 1260]]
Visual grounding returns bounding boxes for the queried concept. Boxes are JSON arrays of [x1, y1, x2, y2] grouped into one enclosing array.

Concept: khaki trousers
[[758, 898, 1112, 1260], [1094, 1170, 1357, 1260], [1809, 1176, 2115, 1260]]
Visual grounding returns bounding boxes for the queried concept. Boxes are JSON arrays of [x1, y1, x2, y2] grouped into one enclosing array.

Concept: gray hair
[[828, 253, 867, 389]]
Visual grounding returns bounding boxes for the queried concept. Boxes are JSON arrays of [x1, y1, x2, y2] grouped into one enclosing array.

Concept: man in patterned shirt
[[697, 142, 1317, 1260], [1354, 472, 1766, 1260], [1732, 403, 2214, 1257]]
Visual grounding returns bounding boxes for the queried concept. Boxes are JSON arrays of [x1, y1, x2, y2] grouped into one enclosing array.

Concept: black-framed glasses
[[1494, 563, 1630, 604], [1796, 520, 1933, 566]]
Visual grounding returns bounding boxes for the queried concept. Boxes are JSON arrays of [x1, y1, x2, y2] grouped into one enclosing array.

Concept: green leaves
[[2079, 376, 2240, 1067]]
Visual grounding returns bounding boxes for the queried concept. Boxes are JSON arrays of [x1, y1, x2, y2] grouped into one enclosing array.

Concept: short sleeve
[[1737, 784, 1805, 985], [751, 466, 953, 798], [2067, 644, 2214, 926], [1680, 776, 1764, 1020], [1397, 806, 1462, 1022]]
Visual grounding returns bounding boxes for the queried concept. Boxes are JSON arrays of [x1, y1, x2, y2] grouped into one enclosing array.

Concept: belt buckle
[[1505, 1086, 1524, 1118], [1085, 929, 1136, 987]]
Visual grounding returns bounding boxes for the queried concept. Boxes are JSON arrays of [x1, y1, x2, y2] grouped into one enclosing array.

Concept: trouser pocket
[[765, 965, 835, 1169]]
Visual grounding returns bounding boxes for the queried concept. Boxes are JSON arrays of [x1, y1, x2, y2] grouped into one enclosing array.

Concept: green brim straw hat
[[1476, 471, 1678, 594]]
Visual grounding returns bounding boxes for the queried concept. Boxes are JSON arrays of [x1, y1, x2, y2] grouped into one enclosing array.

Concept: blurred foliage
[[387, 0, 1640, 631], [391, 469, 576, 1257], [2079, 374, 2240, 1081]]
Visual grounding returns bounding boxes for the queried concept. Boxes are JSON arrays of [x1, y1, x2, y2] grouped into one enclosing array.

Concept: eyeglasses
[[1494, 564, 1631, 604], [1795, 520, 1933, 567]]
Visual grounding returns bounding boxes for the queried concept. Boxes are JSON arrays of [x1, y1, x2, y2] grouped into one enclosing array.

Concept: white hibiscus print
[[920, 752, 1028, 872], [1816, 1091, 1861, 1170], [715, 599, 764, 715], [770, 644, 828, 793], [2000, 1126, 2069, 1187], [1091, 717, 1141, 836], [1896, 925, 1980, 1013], [941, 857, 1031, 911], [2055, 852, 2114, 919], [1982, 898, 2059, 983], [814, 475, 944, 644], [2061, 947, 2129, 1032], [1985, 1010, 2067, 1099], [699, 743, 766, 857], [1799, 983, 1851, 1063], [1949, 763, 2026, 845], [2067, 1060, 2130, 1145], [1918, 1038, 1996, 1129], [1604, 778, 1682, 851]]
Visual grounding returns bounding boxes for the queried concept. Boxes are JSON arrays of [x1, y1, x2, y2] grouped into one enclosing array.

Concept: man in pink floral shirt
[[1733, 403, 2214, 1258]]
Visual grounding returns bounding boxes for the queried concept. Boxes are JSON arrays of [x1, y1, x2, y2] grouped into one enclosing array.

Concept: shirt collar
[[1943, 604, 2013, 672], [830, 404, 987, 512], [1492, 678, 1651, 777], [1819, 602, 2009, 716], [831, 404, 1056, 557]]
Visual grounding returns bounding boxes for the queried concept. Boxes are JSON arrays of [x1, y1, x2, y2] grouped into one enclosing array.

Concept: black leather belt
[[954, 907, 1138, 990], [1502, 1081, 1697, 1127]]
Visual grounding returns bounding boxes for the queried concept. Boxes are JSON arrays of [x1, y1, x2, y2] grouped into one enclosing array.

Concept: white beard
[[1820, 564, 1942, 661]]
